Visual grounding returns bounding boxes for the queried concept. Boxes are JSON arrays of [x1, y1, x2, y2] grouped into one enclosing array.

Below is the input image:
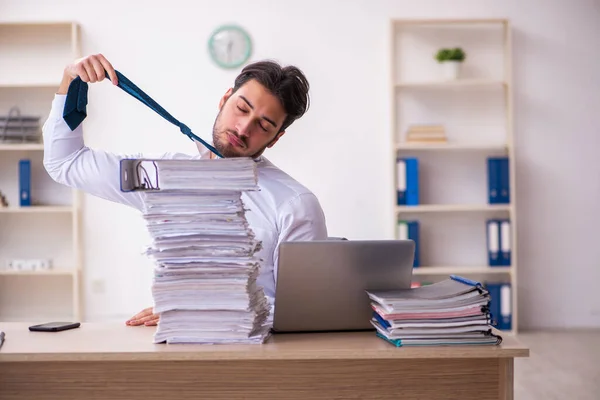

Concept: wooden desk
[[0, 322, 528, 400]]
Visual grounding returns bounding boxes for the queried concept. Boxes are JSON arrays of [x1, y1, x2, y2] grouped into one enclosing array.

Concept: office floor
[[514, 330, 600, 400]]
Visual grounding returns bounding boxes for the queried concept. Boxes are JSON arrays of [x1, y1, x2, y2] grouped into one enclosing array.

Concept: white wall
[[2, 0, 599, 329]]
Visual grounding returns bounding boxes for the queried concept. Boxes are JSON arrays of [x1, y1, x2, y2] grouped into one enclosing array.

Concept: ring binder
[[120, 159, 160, 192], [119, 157, 259, 193]]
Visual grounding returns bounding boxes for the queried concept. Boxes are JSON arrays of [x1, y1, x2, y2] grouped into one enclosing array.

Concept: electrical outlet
[[92, 279, 105, 294]]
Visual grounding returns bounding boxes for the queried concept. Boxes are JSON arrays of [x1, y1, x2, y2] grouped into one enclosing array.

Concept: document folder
[[119, 158, 258, 192], [120, 159, 159, 192]]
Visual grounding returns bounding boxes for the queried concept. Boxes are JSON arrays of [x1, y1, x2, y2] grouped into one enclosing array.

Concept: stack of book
[[135, 158, 271, 344], [406, 124, 447, 144], [366, 275, 502, 346]]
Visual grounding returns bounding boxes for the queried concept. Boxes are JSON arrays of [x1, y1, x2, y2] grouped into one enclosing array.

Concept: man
[[42, 54, 328, 326]]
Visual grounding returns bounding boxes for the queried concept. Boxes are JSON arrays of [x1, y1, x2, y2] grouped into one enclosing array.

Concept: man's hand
[[58, 53, 118, 94], [126, 307, 159, 326]]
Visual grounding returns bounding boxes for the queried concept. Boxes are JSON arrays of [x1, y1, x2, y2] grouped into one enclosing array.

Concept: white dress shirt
[[42, 94, 328, 307]]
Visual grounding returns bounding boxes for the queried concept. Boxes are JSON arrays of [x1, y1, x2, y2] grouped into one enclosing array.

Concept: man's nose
[[236, 119, 252, 137]]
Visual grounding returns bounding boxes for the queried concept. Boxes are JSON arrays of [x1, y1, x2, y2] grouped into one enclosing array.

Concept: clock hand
[[227, 40, 233, 63]]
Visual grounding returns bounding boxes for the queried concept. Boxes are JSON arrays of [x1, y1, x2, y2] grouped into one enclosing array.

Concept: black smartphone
[[28, 322, 80, 332]]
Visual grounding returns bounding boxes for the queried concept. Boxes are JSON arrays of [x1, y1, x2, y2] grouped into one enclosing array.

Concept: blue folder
[[397, 220, 420, 267], [485, 282, 512, 330], [498, 283, 512, 330], [408, 221, 420, 267], [396, 157, 406, 205], [499, 219, 511, 266], [19, 159, 31, 207], [486, 219, 501, 266], [396, 157, 419, 206], [405, 158, 419, 206], [499, 157, 510, 203], [487, 157, 509, 204]]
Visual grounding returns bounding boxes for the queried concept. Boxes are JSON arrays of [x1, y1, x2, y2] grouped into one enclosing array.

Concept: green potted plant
[[435, 47, 466, 80]]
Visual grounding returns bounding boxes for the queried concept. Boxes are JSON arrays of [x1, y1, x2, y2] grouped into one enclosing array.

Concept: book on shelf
[[366, 275, 503, 347], [406, 124, 447, 144], [122, 157, 271, 344]]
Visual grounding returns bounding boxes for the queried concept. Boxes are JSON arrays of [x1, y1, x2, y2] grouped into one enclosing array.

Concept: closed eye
[[237, 105, 269, 132]]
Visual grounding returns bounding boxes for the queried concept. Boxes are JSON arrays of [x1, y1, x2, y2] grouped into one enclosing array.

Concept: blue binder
[[405, 158, 419, 206], [498, 283, 512, 330], [485, 282, 512, 331], [499, 157, 510, 203], [485, 283, 501, 327], [19, 159, 31, 207], [487, 158, 499, 204], [396, 157, 419, 206], [486, 219, 501, 266], [408, 221, 420, 267], [499, 219, 511, 266], [487, 157, 509, 204], [397, 220, 420, 267], [396, 157, 406, 205]]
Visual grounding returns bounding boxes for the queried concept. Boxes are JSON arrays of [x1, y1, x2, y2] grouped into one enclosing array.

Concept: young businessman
[[43, 54, 328, 326]]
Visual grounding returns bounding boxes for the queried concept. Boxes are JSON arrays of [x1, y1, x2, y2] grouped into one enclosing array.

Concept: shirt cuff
[[49, 94, 67, 119]]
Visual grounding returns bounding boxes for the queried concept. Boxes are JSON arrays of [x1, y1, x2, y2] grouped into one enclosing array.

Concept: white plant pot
[[441, 61, 462, 80]]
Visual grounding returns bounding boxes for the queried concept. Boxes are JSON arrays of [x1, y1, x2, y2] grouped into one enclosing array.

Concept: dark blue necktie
[[63, 70, 223, 158]]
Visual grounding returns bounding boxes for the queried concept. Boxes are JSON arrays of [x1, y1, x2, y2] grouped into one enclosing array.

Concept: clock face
[[208, 25, 252, 69]]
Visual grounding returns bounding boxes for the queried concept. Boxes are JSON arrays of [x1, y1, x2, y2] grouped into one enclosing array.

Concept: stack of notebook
[[134, 158, 271, 344], [367, 275, 502, 346]]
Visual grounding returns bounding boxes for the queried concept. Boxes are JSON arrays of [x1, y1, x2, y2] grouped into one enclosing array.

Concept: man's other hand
[[58, 53, 118, 94], [126, 307, 159, 326]]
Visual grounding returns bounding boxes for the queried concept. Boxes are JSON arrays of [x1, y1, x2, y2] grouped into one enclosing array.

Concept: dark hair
[[233, 60, 310, 133]]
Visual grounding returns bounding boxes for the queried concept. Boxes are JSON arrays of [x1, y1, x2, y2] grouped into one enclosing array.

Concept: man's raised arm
[[42, 54, 144, 211]]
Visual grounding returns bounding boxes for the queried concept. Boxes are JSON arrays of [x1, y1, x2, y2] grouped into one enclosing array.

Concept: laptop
[[272, 239, 415, 333]]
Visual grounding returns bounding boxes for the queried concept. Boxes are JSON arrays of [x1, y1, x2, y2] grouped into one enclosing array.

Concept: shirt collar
[[198, 142, 264, 164]]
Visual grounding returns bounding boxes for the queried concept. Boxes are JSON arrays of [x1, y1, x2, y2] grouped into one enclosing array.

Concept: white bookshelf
[[390, 19, 517, 333], [0, 21, 83, 322]]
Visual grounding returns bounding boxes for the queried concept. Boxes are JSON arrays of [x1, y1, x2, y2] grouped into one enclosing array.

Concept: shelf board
[[397, 204, 511, 213], [393, 18, 508, 26], [0, 269, 75, 276], [0, 206, 73, 214], [396, 142, 507, 151], [396, 79, 506, 89], [0, 21, 76, 27], [0, 143, 44, 151], [413, 266, 512, 276]]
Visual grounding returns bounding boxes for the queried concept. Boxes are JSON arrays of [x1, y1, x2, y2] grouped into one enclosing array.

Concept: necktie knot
[[180, 124, 192, 138]]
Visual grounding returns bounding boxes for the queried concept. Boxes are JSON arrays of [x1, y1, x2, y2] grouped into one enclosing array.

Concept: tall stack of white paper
[[137, 158, 271, 344]]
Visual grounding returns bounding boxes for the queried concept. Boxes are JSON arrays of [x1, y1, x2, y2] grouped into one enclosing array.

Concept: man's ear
[[219, 88, 233, 109], [267, 131, 286, 148]]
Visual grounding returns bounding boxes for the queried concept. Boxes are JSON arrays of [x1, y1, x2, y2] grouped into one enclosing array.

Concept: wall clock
[[208, 24, 252, 69]]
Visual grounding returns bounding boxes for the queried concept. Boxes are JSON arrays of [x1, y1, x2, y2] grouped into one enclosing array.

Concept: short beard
[[211, 112, 271, 159], [211, 111, 244, 158]]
